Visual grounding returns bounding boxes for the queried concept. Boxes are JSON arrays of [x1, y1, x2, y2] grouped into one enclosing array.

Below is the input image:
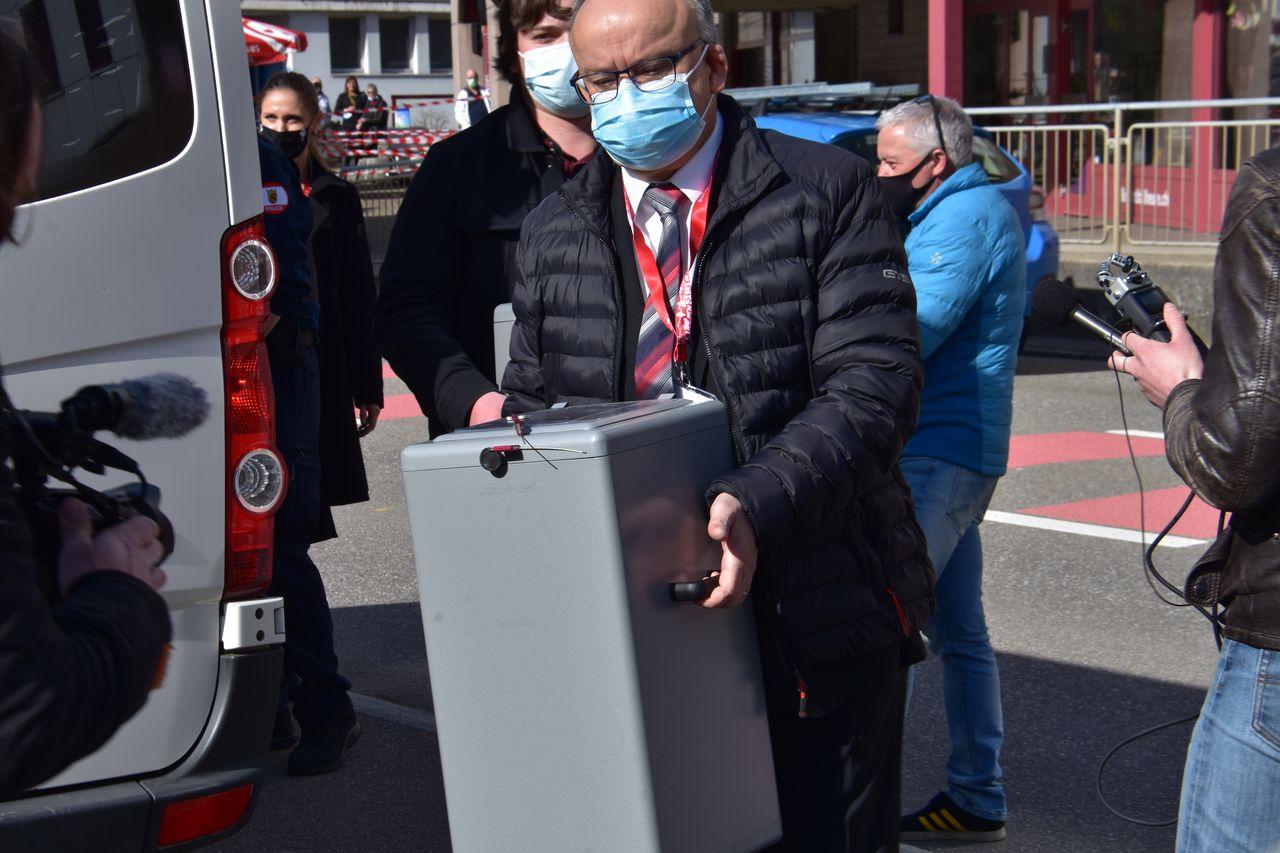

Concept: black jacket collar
[[559, 95, 786, 239], [505, 95, 548, 154]]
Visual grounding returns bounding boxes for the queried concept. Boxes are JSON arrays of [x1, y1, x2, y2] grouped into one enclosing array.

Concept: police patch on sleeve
[[262, 183, 289, 215]]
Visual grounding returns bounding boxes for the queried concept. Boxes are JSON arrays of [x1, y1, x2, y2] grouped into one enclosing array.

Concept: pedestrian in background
[[334, 76, 367, 167], [256, 84, 362, 776], [377, 0, 597, 436], [311, 77, 332, 127], [454, 69, 491, 130], [364, 84, 389, 131], [498, 0, 934, 848], [876, 95, 1025, 844], [1111, 146, 1280, 853]]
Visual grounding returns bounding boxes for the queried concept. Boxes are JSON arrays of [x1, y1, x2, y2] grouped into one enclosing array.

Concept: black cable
[[1095, 713, 1198, 827], [1096, 365, 1209, 828]]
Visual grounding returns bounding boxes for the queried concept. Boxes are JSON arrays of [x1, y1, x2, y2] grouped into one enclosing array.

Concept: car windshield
[[832, 130, 1023, 185]]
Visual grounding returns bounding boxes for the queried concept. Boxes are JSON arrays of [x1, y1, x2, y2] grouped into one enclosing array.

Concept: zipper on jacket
[[560, 192, 627, 400]]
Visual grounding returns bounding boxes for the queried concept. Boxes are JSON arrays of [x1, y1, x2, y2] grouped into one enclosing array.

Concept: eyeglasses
[[913, 93, 949, 159], [572, 40, 707, 105]]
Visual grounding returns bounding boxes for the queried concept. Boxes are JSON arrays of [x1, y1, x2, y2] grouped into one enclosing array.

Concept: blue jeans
[[901, 456, 1006, 821], [1177, 638, 1280, 852]]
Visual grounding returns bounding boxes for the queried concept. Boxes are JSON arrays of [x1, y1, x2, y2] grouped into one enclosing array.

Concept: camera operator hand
[[56, 499, 167, 596], [1108, 302, 1205, 408]]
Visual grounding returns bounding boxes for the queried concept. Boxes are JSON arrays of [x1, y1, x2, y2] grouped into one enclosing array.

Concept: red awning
[[243, 17, 308, 66]]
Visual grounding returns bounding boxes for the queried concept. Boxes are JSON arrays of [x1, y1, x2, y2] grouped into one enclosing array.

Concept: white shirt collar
[[620, 110, 723, 215]]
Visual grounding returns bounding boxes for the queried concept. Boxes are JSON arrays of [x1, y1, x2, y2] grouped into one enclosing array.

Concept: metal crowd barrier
[[969, 98, 1280, 252], [344, 160, 422, 267]]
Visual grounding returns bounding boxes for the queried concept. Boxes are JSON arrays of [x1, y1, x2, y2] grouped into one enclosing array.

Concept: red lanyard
[[624, 177, 713, 365]]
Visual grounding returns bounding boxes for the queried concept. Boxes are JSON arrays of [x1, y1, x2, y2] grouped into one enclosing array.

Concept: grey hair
[[570, 0, 718, 43], [876, 95, 974, 168]]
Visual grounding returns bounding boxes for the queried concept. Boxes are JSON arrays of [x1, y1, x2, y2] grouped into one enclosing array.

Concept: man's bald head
[[571, 0, 716, 42]]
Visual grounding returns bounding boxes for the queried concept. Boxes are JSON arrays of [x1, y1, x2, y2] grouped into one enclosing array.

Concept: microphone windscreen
[[116, 374, 210, 440], [1030, 278, 1079, 326]]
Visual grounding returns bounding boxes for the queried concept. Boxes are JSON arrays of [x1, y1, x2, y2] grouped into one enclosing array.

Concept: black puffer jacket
[[502, 96, 934, 694], [1174, 146, 1280, 650]]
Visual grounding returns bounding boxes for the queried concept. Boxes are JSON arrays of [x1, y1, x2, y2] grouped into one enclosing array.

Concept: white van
[[0, 2, 286, 849]]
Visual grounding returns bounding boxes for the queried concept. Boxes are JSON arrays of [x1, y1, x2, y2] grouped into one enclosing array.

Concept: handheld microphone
[[1031, 279, 1133, 356], [59, 374, 210, 440]]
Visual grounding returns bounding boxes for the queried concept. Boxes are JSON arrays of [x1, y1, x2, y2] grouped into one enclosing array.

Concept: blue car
[[753, 113, 1060, 315]]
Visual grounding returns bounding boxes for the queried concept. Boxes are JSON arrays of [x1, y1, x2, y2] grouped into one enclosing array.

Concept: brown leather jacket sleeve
[[1163, 148, 1280, 513]]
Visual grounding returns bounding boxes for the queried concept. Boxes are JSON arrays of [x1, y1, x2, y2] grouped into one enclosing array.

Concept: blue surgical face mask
[[590, 45, 712, 172], [520, 41, 590, 118]]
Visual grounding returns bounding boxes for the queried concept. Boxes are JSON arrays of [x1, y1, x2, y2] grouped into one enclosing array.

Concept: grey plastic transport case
[[401, 398, 781, 853]]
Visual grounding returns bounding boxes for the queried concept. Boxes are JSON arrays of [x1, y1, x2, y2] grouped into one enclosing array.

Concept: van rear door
[[0, 0, 234, 785]]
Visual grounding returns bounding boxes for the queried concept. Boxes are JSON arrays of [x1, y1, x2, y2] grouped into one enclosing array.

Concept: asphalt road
[[219, 348, 1219, 853]]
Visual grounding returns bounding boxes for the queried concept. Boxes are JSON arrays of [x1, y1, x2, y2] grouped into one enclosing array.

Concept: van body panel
[[205, 0, 268, 225], [0, 1, 233, 785]]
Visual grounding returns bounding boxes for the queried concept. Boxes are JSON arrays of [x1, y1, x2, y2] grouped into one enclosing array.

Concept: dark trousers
[[763, 666, 908, 853], [268, 343, 352, 731]]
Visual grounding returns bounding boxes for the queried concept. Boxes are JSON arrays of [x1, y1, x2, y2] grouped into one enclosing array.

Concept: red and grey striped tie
[[634, 183, 687, 399]]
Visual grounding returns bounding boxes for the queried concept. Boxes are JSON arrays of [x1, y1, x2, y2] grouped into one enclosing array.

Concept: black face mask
[[877, 153, 935, 219], [258, 124, 308, 160]]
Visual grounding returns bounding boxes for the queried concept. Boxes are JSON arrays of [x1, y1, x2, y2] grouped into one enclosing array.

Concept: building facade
[[714, 1, 1280, 115], [241, 1, 457, 124]]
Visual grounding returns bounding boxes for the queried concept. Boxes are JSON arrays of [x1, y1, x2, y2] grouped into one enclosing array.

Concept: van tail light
[[156, 784, 255, 847], [221, 215, 285, 602], [1029, 185, 1047, 221]]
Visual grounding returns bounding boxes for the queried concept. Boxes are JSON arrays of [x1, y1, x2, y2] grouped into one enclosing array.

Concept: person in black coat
[[307, 158, 384, 540], [500, 1, 934, 849], [0, 26, 171, 796], [375, 0, 598, 437]]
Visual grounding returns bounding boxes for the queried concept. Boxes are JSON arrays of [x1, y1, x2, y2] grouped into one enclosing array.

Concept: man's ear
[[708, 44, 729, 95]]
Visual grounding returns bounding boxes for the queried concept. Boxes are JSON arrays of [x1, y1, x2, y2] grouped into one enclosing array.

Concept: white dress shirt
[[620, 112, 723, 277]]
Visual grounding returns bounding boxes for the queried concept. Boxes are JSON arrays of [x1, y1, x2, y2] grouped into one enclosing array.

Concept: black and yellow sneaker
[[901, 792, 1006, 842]]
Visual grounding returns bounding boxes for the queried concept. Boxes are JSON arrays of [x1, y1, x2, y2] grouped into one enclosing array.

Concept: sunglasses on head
[[913, 94, 949, 159]]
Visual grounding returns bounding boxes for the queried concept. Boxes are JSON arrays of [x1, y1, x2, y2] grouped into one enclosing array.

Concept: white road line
[[351, 692, 438, 734], [984, 510, 1206, 548], [1105, 429, 1166, 440]]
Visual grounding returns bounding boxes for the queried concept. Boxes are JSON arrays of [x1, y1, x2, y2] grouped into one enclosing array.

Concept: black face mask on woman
[[877, 153, 936, 219], [258, 124, 308, 160]]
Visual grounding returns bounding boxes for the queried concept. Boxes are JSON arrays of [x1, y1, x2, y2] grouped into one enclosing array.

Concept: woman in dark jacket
[[0, 24, 171, 795], [256, 72, 383, 542], [333, 76, 368, 167]]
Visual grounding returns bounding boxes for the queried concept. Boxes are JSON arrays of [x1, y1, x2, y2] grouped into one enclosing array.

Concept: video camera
[[0, 374, 208, 601]]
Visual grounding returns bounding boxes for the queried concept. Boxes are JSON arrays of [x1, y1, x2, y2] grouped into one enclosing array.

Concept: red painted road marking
[[1020, 486, 1223, 540], [383, 362, 397, 380], [381, 393, 423, 421], [1007, 431, 1166, 469]]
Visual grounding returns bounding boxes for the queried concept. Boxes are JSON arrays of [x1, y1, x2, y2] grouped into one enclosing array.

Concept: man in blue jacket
[[876, 95, 1025, 843]]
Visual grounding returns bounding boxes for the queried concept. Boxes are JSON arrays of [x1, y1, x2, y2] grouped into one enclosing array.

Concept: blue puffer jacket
[[902, 162, 1026, 476]]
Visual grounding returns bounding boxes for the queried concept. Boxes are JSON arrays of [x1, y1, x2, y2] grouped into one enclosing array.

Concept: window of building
[[5, 0, 194, 202], [427, 17, 452, 73], [330, 16, 363, 72], [380, 17, 412, 72], [888, 0, 904, 36]]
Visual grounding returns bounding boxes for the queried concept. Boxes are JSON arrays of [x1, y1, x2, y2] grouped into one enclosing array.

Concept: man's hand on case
[[704, 493, 757, 610], [468, 391, 507, 427]]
